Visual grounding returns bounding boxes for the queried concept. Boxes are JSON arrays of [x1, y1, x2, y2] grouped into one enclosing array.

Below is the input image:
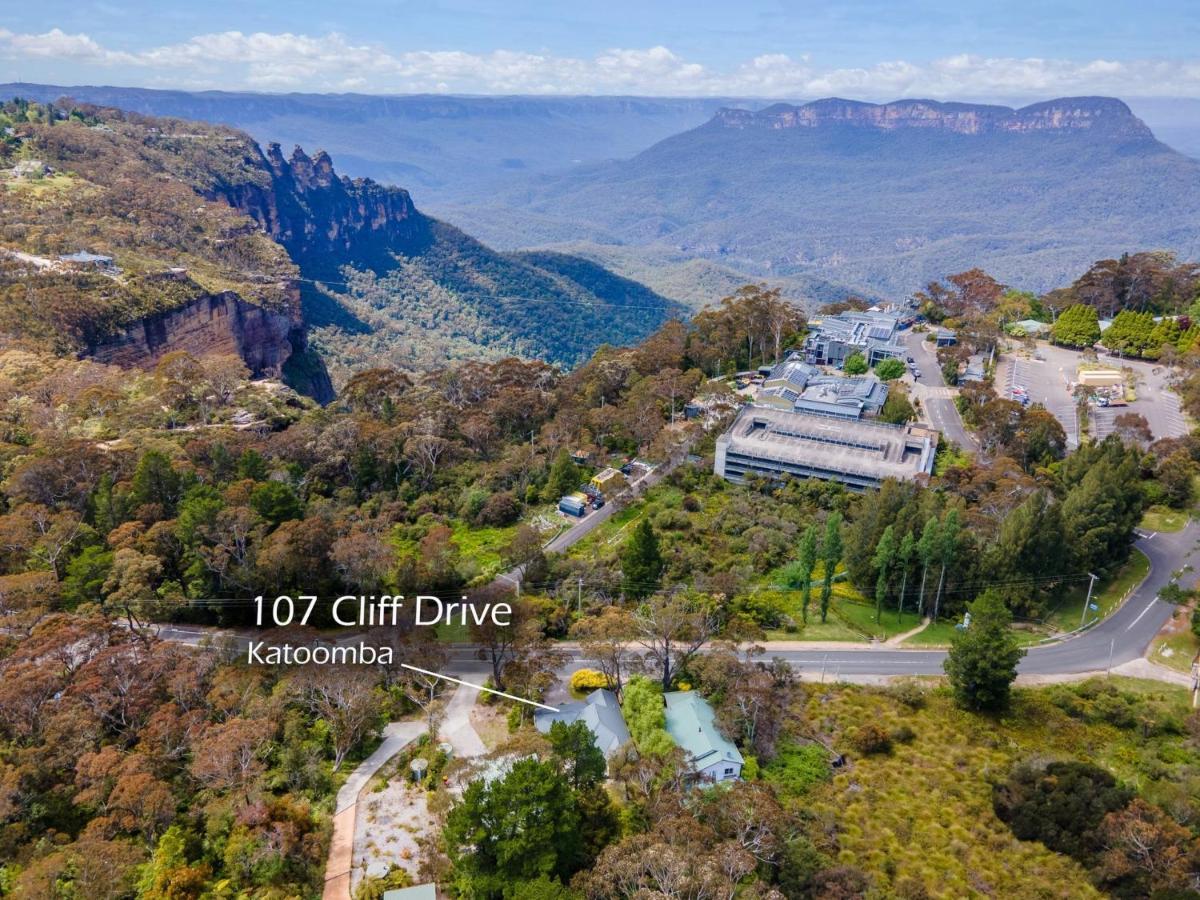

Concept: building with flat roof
[[664, 691, 743, 782], [714, 405, 938, 490], [804, 312, 906, 368], [534, 688, 631, 758]]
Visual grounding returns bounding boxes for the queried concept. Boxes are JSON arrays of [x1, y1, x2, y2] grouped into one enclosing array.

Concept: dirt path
[[323, 721, 424, 900], [887, 618, 931, 645]]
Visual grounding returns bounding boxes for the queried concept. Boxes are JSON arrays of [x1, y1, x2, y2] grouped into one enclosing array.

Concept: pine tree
[[933, 509, 960, 620], [621, 518, 663, 601], [818, 512, 843, 624], [944, 590, 1025, 711], [917, 516, 939, 618], [896, 531, 916, 623], [545, 448, 580, 501], [1050, 304, 1100, 348], [872, 525, 896, 624], [797, 524, 818, 624]]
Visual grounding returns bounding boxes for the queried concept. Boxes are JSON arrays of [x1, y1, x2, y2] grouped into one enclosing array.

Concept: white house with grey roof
[[664, 691, 743, 782], [534, 688, 631, 758]]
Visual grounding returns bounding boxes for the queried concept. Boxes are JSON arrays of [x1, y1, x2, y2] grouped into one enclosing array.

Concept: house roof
[[59, 251, 113, 263], [383, 885, 437, 900], [664, 691, 744, 770], [534, 688, 631, 757], [1012, 319, 1050, 334]]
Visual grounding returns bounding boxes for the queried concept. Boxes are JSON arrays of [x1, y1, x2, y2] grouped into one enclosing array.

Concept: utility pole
[[1107, 637, 1115, 677], [1080, 572, 1099, 627], [577, 576, 583, 614]]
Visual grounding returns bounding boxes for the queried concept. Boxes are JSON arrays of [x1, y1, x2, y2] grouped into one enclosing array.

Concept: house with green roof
[[663, 690, 744, 782]]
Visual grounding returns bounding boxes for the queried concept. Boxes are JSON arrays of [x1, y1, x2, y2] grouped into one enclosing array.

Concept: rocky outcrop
[[86, 291, 332, 402], [714, 97, 1154, 138], [209, 144, 430, 272]]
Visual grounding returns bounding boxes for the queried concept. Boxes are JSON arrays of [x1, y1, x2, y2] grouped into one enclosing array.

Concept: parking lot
[[999, 350, 1081, 449], [998, 341, 1191, 445]]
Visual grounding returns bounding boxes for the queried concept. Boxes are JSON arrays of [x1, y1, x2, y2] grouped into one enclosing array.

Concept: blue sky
[[2, 0, 1200, 96]]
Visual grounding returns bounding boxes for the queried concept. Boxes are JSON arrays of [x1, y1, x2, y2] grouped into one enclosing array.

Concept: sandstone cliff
[[210, 143, 431, 273], [86, 290, 334, 401], [714, 97, 1154, 138]]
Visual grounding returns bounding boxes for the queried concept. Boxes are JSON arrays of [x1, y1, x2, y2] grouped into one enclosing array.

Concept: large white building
[[715, 405, 938, 491]]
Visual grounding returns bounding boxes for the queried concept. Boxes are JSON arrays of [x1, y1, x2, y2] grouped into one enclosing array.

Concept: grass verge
[[1141, 505, 1188, 532]]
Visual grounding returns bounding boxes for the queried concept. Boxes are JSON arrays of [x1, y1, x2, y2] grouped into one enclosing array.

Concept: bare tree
[[632, 591, 721, 692], [571, 605, 636, 700]]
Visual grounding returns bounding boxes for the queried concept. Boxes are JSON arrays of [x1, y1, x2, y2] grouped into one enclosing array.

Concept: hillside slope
[[212, 142, 687, 383], [475, 97, 1200, 295]]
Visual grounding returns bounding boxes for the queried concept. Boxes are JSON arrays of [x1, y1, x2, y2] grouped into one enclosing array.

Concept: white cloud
[[2, 28, 1200, 97]]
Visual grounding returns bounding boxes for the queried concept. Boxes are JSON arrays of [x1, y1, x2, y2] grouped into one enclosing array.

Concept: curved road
[[157, 524, 1198, 682], [761, 521, 1200, 678]]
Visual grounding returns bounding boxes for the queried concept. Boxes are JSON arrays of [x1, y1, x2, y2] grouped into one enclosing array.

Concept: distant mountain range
[[0, 84, 742, 200], [452, 97, 1200, 296], [7, 84, 1200, 304]]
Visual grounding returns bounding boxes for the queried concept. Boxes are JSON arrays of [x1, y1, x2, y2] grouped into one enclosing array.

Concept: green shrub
[[888, 679, 928, 709], [891, 724, 916, 745], [843, 352, 868, 375], [874, 358, 906, 381], [993, 760, 1133, 861], [622, 676, 674, 756], [763, 742, 831, 796]]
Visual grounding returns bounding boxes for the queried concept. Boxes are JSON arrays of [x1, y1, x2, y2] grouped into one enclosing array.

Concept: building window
[[724, 767, 733, 775]]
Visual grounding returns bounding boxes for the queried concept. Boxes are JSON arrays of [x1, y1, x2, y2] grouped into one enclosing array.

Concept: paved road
[[755, 521, 1200, 677], [158, 520, 1199, 683], [904, 331, 978, 449], [522, 446, 689, 568]]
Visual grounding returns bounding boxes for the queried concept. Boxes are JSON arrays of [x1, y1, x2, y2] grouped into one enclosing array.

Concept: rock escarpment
[[714, 97, 1154, 138], [88, 291, 292, 373], [212, 143, 431, 273]]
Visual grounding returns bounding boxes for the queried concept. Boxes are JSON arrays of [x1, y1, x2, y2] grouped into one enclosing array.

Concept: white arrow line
[[400, 663, 560, 712]]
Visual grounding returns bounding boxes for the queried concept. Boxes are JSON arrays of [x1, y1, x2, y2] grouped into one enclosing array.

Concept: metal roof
[[717, 405, 938, 483], [383, 886, 437, 900], [534, 688, 631, 757], [664, 691, 743, 769]]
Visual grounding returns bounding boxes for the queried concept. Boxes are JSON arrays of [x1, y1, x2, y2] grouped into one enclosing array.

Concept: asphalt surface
[[158, 519, 1199, 682], [1002, 342, 1191, 445], [904, 331, 978, 449], [757, 520, 1200, 677]]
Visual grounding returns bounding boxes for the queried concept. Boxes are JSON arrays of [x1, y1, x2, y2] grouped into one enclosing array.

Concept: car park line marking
[[1125, 599, 1158, 632]]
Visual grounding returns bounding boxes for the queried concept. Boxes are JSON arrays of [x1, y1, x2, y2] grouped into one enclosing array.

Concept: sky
[[2, 0, 1200, 98]]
